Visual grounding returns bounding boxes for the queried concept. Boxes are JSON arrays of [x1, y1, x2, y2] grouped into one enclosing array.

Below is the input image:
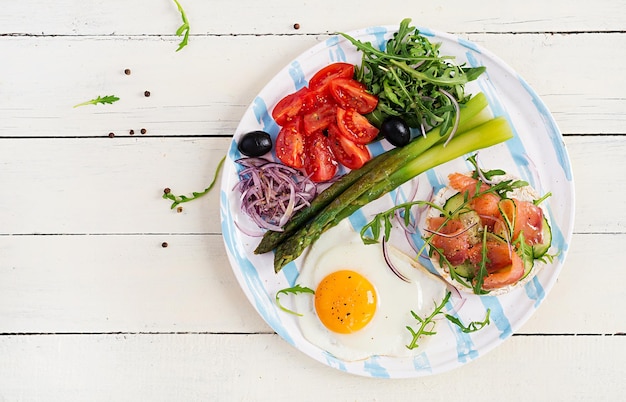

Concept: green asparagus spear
[[256, 92, 489, 256], [273, 116, 513, 272], [254, 149, 396, 254]]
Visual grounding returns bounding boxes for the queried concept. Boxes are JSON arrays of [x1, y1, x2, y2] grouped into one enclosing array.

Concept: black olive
[[238, 130, 272, 157], [381, 116, 411, 147]]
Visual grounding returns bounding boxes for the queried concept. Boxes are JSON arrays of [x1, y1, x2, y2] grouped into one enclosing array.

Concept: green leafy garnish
[[340, 18, 485, 132], [73, 95, 120, 108], [359, 200, 442, 244], [444, 309, 491, 333], [472, 226, 490, 294], [172, 0, 190, 52], [275, 284, 315, 316], [406, 292, 450, 349], [163, 156, 225, 209], [406, 292, 491, 349]]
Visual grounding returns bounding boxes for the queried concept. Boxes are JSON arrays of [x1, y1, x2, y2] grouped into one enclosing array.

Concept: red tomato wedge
[[300, 88, 335, 113], [308, 63, 355, 92], [270, 63, 380, 180], [329, 78, 378, 114], [304, 131, 337, 182], [302, 102, 336, 135], [336, 107, 379, 144], [327, 124, 371, 170], [275, 118, 306, 169], [272, 87, 309, 126]]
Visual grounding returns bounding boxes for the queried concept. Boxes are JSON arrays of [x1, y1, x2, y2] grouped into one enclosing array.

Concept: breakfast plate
[[219, 23, 575, 378]]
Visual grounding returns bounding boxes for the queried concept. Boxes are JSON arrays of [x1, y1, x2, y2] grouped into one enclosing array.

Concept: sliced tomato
[[327, 124, 371, 170], [304, 131, 337, 182], [308, 63, 355, 92], [302, 102, 336, 135], [329, 78, 378, 114], [336, 107, 379, 144], [275, 118, 306, 169], [272, 87, 309, 126]]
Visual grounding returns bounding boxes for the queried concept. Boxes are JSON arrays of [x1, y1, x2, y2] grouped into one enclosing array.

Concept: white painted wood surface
[[1, 1, 625, 400]]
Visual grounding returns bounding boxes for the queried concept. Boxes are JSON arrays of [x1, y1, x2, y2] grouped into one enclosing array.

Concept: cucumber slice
[[442, 192, 471, 217], [532, 216, 552, 258], [451, 261, 474, 279]]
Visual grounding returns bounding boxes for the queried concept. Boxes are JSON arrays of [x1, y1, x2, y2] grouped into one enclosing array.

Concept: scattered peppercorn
[[108, 132, 115, 138], [141, 128, 147, 134], [177, 206, 183, 213], [163, 187, 171, 194], [129, 129, 135, 135], [293, 23, 300, 30], [124, 69, 131, 75], [161, 242, 168, 248], [144, 91, 151, 97]]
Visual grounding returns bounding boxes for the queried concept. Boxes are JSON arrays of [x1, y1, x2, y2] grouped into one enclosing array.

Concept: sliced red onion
[[424, 221, 478, 238], [473, 152, 499, 185], [439, 89, 461, 148], [382, 237, 411, 283], [234, 158, 317, 231], [234, 220, 265, 237]]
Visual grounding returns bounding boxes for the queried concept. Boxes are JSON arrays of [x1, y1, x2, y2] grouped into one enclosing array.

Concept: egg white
[[294, 220, 447, 362]]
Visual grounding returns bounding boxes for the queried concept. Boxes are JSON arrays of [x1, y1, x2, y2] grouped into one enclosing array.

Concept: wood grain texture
[[1, 34, 625, 137], [0, 232, 624, 334], [1, 0, 624, 398], [0, 136, 621, 234], [0, 333, 624, 401], [1, 0, 624, 35]]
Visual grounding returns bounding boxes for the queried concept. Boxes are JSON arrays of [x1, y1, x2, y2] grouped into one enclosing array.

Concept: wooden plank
[[0, 135, 620, 234], [1, 0, 623, 35], [0, 34, 624, 137], [0, 233, 623, 334], [0, 333, 623, 400]]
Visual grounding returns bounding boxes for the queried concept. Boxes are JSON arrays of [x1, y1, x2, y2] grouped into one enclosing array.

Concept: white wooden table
[[1, 1, 625, 400]]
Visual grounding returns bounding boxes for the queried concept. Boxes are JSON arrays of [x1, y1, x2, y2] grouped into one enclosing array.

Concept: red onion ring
[[439, 89, 461, 148], [382, 237, 411, 283], [234, 158, 317, 231]]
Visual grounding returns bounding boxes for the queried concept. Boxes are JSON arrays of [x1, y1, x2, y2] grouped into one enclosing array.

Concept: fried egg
[[294, 220, 447, 362]]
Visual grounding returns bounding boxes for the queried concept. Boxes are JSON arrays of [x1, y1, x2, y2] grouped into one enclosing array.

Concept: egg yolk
[[314, 270, 377, 334]]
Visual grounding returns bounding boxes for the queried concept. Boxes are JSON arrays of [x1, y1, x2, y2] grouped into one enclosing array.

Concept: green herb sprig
[[340, 18, 485, 132], [275, 284, 315, 316], [444, 309, 491, 333], [172, 0, 190, 52], [406, 291, 491, 349], [73, 95, 120, 108], [359, 199, 443, 244], [163, 156, 225, 209]]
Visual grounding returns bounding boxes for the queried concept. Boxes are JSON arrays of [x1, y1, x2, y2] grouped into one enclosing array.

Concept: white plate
[[219, 24, 575, 378]]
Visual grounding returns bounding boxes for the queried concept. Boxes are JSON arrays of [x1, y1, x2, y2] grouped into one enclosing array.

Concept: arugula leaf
[[163, 155, 225, 209], [472, 228, 490, 295], [359, 200, 444, 244], [340, 18, 485, 132], [73, 95, 120, 108], [172, 0, 190, 52], [444, 309, 491, 333], [275, 284, 315, 316], [406, 292, 491, 349], [406, 292, 450, 350]]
